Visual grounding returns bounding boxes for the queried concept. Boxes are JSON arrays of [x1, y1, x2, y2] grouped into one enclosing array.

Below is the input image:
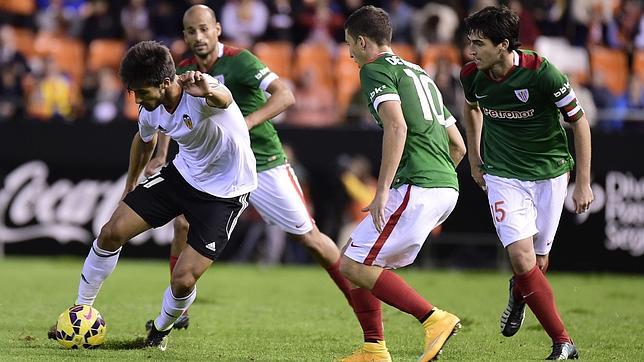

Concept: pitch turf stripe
[[364, 185, 412, 266]]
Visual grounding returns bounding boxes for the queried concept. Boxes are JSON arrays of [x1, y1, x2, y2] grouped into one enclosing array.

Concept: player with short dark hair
[[340, 6, 466, 362], [49, 40, 257, 350], [461, 6, 593, 360], [143, 4, 354, 330]]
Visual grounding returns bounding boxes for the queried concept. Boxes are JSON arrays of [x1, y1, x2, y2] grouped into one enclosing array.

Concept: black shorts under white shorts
[[123, 163, 249, 260]]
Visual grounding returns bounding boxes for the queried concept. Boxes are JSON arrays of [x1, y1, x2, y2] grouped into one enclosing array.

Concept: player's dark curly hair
[[464, 6, 521, 51], [344, 5, 392, 46], [119, 41, 176, 89]]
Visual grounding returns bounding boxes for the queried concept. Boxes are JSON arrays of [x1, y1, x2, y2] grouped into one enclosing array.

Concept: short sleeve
[[537, 60, 584, 122], [236, 50, 278, 92], [138, 110, 156, 143], [459, 62, 478, 105], [442, 105, 456, 127], [360, 63, 399, 114]]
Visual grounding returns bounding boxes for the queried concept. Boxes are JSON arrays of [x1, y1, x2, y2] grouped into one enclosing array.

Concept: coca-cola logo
[[0, 161, 172, 245]]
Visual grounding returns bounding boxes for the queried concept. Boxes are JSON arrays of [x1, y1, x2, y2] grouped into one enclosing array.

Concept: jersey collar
[[485, 50, 519, 83], [366, 51, 393, 64], [217, 42, 224, 59]]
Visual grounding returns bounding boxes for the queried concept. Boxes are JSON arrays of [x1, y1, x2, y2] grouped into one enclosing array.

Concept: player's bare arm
[[463, 101, 486, 191], [446, 124, 466, 167], [123, 132, 158, 199], [569, 114, 594, 214], [179, 70, 232, 108], [144, 133, 171, 177], [365, 100, 407, 233], [245, 78, 295, 129]]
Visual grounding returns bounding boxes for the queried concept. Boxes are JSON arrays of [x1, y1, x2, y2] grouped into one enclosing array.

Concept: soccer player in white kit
[[49, 41, 257, 350]]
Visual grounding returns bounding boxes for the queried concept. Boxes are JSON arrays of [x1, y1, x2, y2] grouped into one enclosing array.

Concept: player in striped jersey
[[340, 6, 466, 362], [460, 6, 593, 360]]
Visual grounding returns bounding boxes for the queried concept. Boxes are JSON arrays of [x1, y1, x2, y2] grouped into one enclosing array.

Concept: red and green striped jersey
[[460, 50, 582, 181], [177, 43, 285, 172], [360, 52, 458, 191]]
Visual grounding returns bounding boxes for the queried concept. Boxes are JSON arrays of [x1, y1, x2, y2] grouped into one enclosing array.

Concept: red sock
[[325, 258, 354, 307], [371, 270, 433, 321], [169, 256, 179, 276], [350, 288, 384, 342], [514, 264, 570, 343], [512, 278, 523, 301]]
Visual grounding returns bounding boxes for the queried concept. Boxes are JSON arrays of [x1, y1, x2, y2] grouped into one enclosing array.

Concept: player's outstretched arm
[[144, 133, 171, 177], [463, 102, 486, 191], [569, 115, 594, 214], [446, 124, 466, 167], [245, 78, 295, 129], [364, 101, 407, 233], [123, 132, 158, 199]]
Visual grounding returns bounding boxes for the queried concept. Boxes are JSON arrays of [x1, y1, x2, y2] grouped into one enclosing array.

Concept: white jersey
[[138, 83, 257, 198]]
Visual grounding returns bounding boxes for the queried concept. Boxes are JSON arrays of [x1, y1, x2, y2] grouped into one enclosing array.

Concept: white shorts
[[249, 164, 313, 235], [344, 184, 458, 269], [483, 173, 568, 255]]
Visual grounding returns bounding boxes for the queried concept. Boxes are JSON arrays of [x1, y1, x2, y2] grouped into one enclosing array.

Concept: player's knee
[[173, 217, 190, 236], [170, 271, 196, 297], [97, 221, 127, 251], [508, 249, 536, 274], [339, 256, 358, 280]]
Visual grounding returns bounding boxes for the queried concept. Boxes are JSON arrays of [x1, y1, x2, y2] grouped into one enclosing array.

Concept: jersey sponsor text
[[481, 107, 535, 119]]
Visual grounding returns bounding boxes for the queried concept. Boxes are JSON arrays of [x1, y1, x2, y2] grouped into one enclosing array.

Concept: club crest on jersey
[[182, 114, 193, 129], [514, 89, 529, 103]]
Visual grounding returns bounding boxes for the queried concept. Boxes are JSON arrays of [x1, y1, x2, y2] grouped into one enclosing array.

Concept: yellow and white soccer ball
[[55, 305, 106, 349]]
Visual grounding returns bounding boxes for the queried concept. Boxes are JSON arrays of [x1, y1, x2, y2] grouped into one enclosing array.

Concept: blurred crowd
[[0, 0, 643, 130]]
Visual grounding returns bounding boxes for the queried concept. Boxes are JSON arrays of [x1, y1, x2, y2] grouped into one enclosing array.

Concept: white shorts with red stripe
[[249, 163, 313, 235], [483, 173, 568, 255], [344, 184, 458, 269]]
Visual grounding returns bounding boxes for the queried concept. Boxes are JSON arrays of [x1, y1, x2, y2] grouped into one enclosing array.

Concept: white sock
[[76, 239, 121, 305], [154, 286, 197, 331]]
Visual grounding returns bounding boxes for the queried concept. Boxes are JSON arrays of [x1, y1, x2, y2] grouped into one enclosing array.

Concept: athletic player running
[[49, 41, 257, 350], [340, 6, 466, 362], [460, 6, 593, 360], [144, 5, 353, 330]]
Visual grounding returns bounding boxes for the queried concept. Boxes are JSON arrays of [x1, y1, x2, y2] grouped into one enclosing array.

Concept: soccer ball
[[55, 305, 106, 349]]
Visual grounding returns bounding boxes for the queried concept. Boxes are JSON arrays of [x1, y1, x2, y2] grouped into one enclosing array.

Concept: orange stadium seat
[[292, 42, 334, 89], [87, 39, 126, 72], [589, 46, 628, 95], [253, 41, 293, 80], [391, 43, 417, 64], [0, 0, 36, 15], [633, 49, 644, 81], [335, 44, 361, 117], [34, 33, 85, 84], [11, 27, 36, 59], [421, 44, 461, 74]]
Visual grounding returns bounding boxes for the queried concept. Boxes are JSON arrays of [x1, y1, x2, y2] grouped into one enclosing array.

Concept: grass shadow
[[101, 337, 145, 350]]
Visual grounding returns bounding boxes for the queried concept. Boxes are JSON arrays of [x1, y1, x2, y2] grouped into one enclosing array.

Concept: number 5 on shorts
[[491, 200, 506, 223]]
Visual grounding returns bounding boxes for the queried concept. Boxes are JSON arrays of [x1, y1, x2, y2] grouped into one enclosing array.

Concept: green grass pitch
[[1, 257, 643, 361]]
